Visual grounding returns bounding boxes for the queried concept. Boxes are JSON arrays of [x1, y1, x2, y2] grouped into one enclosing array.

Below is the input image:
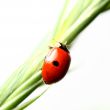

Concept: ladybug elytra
[[42, 43, 71, 84]]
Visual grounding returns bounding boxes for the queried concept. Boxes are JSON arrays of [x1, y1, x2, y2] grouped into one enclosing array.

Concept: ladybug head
[[58, 42, 69, 53]]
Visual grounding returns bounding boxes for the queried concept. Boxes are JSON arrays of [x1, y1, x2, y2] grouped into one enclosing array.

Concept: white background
[[0, 0, 110, 110]]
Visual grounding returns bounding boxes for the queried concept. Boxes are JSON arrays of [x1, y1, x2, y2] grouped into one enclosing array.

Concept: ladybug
[[42, 43, 71, 84]]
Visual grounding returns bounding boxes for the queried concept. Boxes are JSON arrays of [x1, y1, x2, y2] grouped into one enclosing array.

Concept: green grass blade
[[59, 0, 110, 45], [0, 63, 28, 105], [3, 71, 42, 104], [53, 0, 93, 40], [0, 37, 49, 105], [51, 0, 71, 38], [104, 1, 110, 10], [14, 88, 48, 110], [0, 79, 44, 110]]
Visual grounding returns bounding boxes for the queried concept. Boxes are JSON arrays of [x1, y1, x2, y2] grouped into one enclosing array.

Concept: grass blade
[[14, 88, 48, 110], [53, 0, 93, 41], [104, 1, 110, 10], [0, 79, 44, 110], [3, 71, 43, 104], [59, 0, 110, 44]]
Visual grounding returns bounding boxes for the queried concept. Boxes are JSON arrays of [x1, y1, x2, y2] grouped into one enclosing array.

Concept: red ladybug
[[42, 43, 71, 84]]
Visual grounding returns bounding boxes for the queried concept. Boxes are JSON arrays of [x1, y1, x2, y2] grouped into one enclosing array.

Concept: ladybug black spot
[[52, 61, 59, 67]]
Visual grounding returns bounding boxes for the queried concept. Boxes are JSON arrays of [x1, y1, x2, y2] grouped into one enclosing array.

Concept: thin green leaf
[[59, 0, 110, 45], [3, 71, 42, 104], [0, 79, 44, 110], [104, 1, 110, 10], [51, 0, 71, 39], [0, 36, 49, 105], [53, 0, 93, 41], [14, 88, 48, 110]]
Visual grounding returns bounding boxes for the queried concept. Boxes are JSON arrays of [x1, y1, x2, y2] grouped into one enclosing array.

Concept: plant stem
[[59, 0, 110, 45], [3, 71, 42, 104], [53, 0, 93, 41], [0, 79, 44, 110], [13, 88, 48, 110]]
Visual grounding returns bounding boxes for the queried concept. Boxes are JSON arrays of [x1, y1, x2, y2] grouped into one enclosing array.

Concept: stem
[[60, 0, 110, 45], [14, 88, 48, 110], [54, 0, 93, 40], [0, 40, 48, 105], [3, 71, 42, 104], [0, 79, 44, 110], [104, 1, 110, 10]]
